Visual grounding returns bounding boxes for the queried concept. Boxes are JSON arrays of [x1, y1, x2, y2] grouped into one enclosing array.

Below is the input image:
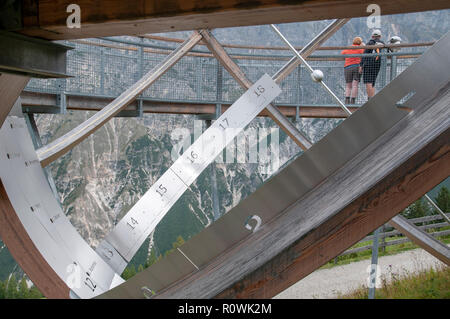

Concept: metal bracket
[[0, 31, 71, 78], [55, 93, 67, 114]]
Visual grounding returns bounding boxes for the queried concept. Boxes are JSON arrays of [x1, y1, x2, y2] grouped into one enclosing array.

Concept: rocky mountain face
[[0, 9, 448, 281], [35, 112, 340, 265]]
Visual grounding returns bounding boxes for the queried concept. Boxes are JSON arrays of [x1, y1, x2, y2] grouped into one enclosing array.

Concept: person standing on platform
[[360, 29, 385, 100], [341, 36, 365, 104]]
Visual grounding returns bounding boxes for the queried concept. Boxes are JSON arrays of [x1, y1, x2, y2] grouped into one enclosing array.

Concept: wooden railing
[[339, 213, 450, 257]]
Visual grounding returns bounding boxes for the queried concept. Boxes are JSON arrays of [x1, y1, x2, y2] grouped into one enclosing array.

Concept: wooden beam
[[14, 0, 450, 40], [389, 215, 450, 265], [0, 179, 70, 298], [141, 34, 434, 51], [20, 91, 360, 118]]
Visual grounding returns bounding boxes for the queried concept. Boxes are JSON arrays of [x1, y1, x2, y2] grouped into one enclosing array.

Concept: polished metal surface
[[0, 115, 122, 298], [99, 31, 450, 298], [97, 74, 281, 273]]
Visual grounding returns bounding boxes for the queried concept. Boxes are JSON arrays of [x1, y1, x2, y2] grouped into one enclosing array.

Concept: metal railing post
[[270, 24, 352, 116], [216, 60, 223, 118], [100, 46, 105, 95], [380, 54, 388, 88], [381, 224, 386, 253], [390, 55, 398, 82]]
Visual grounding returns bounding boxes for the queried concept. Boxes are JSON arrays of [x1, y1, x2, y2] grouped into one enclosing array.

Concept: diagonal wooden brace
[[199, 19, 348, 150], [389, 214, 450, 265]]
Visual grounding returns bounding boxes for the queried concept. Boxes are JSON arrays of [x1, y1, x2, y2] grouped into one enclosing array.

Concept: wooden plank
[[358, 217, 450, 242], [342, 229, 450, 256], [0, 73, 29, 128], [0, 180, 70, 299], [215, 119, 450, 298], [21, 91, 360, 118], [15, 0, 450, 40], [389, 215, 450, 265], [141, 34, 434, 51]]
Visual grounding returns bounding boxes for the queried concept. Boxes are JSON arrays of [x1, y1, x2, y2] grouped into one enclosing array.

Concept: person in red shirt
[[341, 37, 365, 104]]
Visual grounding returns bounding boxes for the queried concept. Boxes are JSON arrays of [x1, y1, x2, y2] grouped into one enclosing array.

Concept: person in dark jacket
[[360, 29, 385, 100]]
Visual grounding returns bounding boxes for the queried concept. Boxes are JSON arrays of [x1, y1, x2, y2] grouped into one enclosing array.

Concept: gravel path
[[274, 248, 447, 299]]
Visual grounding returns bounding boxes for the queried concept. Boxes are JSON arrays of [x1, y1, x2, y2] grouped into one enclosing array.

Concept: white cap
[[372, 29, 382, 37], [389, 36, 402, 43]]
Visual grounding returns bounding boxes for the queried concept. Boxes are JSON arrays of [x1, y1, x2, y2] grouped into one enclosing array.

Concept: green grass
[[319, 234, 450, 270], [339, 265, 450, 299]]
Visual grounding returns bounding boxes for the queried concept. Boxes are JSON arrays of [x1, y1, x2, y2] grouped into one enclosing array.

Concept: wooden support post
[[389, 215, 450, 265]]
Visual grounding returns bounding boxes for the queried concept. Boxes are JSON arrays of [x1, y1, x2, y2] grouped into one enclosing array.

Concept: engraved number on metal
[[218, 117, 229, 130], [254, 85, 266, 97], [156, 184, 167, 197], [127, 217, 139, 230], [244, 215, 262, 233], [188, 150, 198, 163], [84, 276, 97, 292]]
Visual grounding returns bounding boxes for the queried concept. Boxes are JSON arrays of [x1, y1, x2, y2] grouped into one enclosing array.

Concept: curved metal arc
[[0, 115, 123, 298], [96, 74, 282, 273], [36, 31, 203, 168]]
